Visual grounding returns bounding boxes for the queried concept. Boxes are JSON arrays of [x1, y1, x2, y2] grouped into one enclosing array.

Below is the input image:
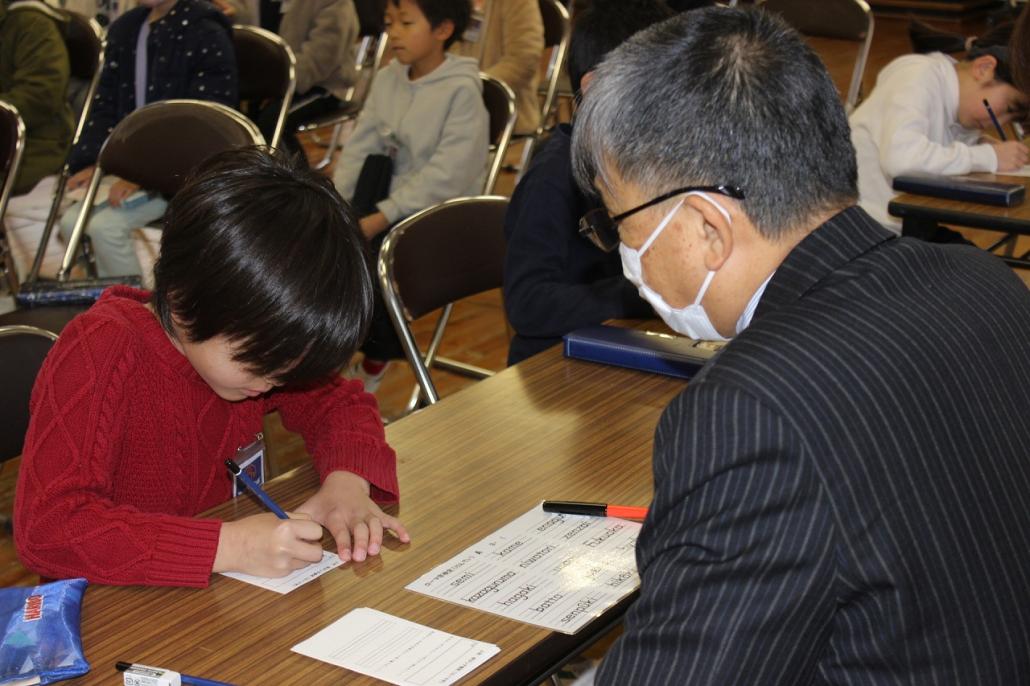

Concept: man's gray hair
[[571, 6, 858, 240]]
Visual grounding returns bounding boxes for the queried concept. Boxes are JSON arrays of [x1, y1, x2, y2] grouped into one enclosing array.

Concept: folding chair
[[0, 102, 26, 295], [25, 9, 106, 284], [295, 0, 390, 171], [57, 100, 265, 280], [0, 325, 58, 462], [233, 24, 297, 150], [480, 74, 517, 195], [379, 195, 509, 410], [760, 0, 873, 113], [517, 0, 571, 178], [0, 324, 59, 534]]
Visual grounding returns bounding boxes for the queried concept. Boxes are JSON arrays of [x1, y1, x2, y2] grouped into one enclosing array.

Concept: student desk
[[71, 345, 686, 685], [887, 173, 1030, 270]]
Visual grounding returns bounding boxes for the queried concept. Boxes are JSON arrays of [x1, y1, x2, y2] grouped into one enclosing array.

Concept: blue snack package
[[0, 579, 90, 684]]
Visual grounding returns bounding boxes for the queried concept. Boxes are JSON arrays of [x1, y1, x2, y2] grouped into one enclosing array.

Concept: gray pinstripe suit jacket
[[597, 206, 1030, 685]]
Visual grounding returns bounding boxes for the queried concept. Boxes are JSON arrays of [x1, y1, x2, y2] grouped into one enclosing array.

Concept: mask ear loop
[[638, 198, 685, 257], [687, 192, 733, 306], [690, 191, 733, 224], [693, 269, 718, 307]]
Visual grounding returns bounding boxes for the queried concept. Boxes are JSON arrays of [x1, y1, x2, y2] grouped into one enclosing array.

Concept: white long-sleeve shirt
[[849, 52, 997, 232]]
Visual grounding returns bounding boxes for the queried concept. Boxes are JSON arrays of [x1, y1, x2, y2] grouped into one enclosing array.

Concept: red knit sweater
[[14, 287, 399, 588]]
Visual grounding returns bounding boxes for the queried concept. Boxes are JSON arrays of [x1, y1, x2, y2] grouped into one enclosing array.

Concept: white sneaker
[[347, 359, 389, 393]]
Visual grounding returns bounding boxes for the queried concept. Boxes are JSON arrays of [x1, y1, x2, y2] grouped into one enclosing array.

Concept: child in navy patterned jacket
[[59, 0, 238, 278]]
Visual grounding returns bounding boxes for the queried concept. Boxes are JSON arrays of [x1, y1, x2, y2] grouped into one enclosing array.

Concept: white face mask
[[619, 192, 732, 341]]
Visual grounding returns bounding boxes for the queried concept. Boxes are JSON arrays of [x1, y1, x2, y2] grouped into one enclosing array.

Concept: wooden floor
[[2, 15, 1028, 590]]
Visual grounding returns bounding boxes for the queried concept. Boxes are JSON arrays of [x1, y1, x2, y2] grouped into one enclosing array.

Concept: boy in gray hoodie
[[334, 0, 489, 390]]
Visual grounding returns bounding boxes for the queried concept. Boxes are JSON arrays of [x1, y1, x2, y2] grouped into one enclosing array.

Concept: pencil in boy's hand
[[983, 98, 1008, 141], [225, 460, 288, 519]]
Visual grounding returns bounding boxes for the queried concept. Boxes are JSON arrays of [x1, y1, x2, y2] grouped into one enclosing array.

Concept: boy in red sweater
[[14, 147, 409, 587]]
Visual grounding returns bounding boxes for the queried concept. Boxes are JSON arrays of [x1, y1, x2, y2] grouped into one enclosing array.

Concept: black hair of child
[[967, 22, 1015, 85], [153, 146, 374, 386], [567, 0, 677, 94], [389, 0, 471, 50]]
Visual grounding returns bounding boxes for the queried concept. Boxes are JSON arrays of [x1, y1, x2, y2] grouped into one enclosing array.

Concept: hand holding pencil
[[983, 97, 1030, 171], [214, 459, 324, 578]]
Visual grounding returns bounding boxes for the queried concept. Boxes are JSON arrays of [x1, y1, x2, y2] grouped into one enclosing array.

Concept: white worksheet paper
[[221, 551, 343, 593], [1001, 166, 1030, 177], [406, 504, 641, 634], [291, 608, 500, 686]]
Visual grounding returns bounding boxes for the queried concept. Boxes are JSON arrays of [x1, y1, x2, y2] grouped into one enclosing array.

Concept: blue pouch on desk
[[563, 324, 720, 380], [0, 579, 90, 685]]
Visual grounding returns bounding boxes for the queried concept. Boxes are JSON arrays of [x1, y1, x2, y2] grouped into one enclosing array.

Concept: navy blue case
[[892, 174, 1025, 206], [562, 324, 719, 380]]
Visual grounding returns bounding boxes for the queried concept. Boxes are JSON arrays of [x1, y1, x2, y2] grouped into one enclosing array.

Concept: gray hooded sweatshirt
[[334, 54, 489, 224]]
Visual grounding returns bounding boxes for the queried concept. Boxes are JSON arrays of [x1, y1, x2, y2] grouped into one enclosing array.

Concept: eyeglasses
[[578, 184, 745, 253]]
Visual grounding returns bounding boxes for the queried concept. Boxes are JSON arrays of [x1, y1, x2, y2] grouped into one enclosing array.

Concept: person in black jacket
[[58, 0, 238, 278], [502, 0, 671, 365], [572, 7, 1030, 684]]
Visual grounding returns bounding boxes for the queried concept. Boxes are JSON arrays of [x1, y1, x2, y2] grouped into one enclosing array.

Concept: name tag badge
[[231, 433, 266, 498], [463, 10, 484, 43]]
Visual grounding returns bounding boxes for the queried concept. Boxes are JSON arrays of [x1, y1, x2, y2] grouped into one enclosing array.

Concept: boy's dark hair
[[153, 147, 373, 386], [390, 0, 471, 50], [568, 0, 677, 94], [967, 22, 1014, 85]]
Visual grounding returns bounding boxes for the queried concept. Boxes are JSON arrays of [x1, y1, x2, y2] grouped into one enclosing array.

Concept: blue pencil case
[[0, 579, 90, 685]]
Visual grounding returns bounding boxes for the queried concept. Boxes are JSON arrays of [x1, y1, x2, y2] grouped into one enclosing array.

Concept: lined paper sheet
[[292, 608, 499, 685], [221, 552, 343, 593], [406, 504, 641, 634]]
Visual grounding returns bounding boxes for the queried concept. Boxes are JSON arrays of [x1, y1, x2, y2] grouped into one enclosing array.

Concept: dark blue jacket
[[503, 124, 651, 365], [68, 0, 237, 172]]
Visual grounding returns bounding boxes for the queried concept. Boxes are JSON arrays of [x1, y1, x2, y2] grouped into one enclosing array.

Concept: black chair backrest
[[0, 103, 20, 183], [0, 306, 86, 335], [481, 75, 514, 146], [63, 10, 103, 80], [354, 0, 386, 36], [98, 100, 264, 197], [388, 196, 509, 321], [763, 0, 869, 40], [233, 25, 293, 101], [539, 0, 566, 48], [0, 326, 58, 461]]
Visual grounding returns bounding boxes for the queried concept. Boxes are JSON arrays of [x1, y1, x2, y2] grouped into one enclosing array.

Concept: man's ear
[[683, 194, 734, 271], [971, 54, 999, 83], [434, 19, 456, 44], [580, 71, 595, 94]]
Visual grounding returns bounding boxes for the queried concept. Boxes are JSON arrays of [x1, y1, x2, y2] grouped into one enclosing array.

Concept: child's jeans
[[58, 194, 167, 277]]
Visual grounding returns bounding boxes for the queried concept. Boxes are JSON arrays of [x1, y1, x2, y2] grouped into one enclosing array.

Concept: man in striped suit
[[571, 7, 1030, 684]]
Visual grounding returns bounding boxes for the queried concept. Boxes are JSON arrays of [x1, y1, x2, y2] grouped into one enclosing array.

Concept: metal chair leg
[[0, 226, 19, 295], [26, 170, 69, 284], [57, 169, 102, 281], [313, 121, 344, 171], [404, 304, 453, 414]]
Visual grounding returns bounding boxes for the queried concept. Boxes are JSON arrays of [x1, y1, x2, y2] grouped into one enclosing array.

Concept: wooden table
[[72, 345, 687, 685], [887, 173, 1030, 269]]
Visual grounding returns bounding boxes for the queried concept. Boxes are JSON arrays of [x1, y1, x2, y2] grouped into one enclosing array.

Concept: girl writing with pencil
[[15, 148, 409, 587], [850, 24, 1029, 237]]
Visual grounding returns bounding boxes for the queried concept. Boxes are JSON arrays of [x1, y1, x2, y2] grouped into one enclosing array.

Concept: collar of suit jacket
[[754, 206, 897, 322]]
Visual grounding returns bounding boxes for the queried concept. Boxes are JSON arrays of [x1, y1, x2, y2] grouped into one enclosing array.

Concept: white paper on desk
[[292, 607, 500, 686], [999, 166, 1030, 177], [406, 504, 641, 634], [221, 551, 343, 593]]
